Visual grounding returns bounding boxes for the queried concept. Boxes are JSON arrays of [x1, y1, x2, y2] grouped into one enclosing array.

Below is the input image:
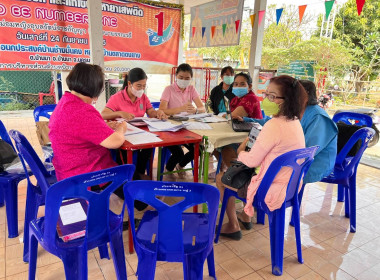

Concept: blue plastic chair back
[[255, 146, 319, 215], [123, 181, 220, 261], [9, 130, 52, 196], [33, 104, 57, 122], [333, 112, 372, 127], [334, 127, 375, 175], [42, 165, 134, 252], [0, 120, 14, 150], [151, 102, 160, 109]]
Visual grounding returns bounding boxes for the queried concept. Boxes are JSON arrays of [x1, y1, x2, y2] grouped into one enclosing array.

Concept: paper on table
[[59, 202, 87, 226], [200, 116, 228, 123], [144, 120, 185, 132], [183, 121, 212, 130], [185, 113, 212, 119], [124, 124, 145, 136], [125, 132, 163, 145]]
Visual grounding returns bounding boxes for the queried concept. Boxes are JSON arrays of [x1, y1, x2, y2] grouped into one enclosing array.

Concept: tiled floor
[[1, 112, 380, 279]]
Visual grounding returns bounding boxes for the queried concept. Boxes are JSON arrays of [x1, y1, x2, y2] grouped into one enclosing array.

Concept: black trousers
[[116, 148, 153, 179], [165, 144, 194, 171]]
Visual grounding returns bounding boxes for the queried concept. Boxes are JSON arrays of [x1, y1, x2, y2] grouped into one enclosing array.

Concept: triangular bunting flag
[[356, 0, 366, 16], [276, 8, 283, 25], [250, 14, 256, 28], [298, 5, 307, 23], [192, 26, 196, 37], [222, 23, 227, 36], [211, 26, 216, 38], [325, 0, 334, 20], [201, 27, 206, 38], [258, 10, 265, 26], [235, 20, 240, 33]]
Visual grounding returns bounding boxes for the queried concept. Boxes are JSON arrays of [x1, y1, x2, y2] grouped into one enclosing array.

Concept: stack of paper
[[144, 120, 185, 132], [198, 116, 228, 123], [183, 121, 212, 130], [124, 124, 163, 144]]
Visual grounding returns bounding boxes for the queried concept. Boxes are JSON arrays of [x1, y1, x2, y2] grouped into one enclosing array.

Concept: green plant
[[0, 76, 15, 92], [0, 102, 33, 111]]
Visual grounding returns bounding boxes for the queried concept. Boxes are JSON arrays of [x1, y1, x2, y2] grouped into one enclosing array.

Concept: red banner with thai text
[[0, 0, 181, 73]]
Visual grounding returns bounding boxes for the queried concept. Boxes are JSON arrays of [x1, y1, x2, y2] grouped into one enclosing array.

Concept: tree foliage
[[332, 0, 380, 80]]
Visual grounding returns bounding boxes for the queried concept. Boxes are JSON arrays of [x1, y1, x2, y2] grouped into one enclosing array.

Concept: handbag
[[0, 139, 18, 172], [221, 160, 256, 190]]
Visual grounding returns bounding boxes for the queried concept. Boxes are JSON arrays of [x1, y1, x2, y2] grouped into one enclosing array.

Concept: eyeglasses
[[263, 92, 285, 102]]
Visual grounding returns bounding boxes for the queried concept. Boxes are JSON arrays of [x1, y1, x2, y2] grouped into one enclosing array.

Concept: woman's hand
[[107, 121, 118, 130], [118, 111, 134, 121], [235, 116, 243, 121], [237, 137, 249, 155], [156, 109, 168, 120], [115, 121, 127, 134]]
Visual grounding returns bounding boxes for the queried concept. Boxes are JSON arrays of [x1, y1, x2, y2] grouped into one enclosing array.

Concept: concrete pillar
[[248, 0, 267, 93], [87, 0, 105, 110]]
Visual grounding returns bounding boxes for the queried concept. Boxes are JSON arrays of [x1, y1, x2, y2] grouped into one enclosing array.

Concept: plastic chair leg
[[98, 244, 110, 259], [28, 234, 38, 280], [135, 251, 157, 280], [62, 247, 88, 280], [206, 248, 216, 278], [183, 253, 205, 280], [109, 229, 128, 280], [4, 179, 19, 238], [344, 187, 350, 218], [349, 176, 356, 233], [337, 184, 344, 202], [268, 207, 285, 276], [23, 187, 40, 263], [257, 209, 265, 225], [39, 95, 43, 106], [214, 188, 234, 243], [214, 155, 222, 183], [292, 202, 303, 264], [0, 185, 4, 207], [290, 183, 306, 227]]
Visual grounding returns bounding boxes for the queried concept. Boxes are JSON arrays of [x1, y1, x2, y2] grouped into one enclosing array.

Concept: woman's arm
[[100, 122, 127, 149], [159, 100, 188, 116], [231, 106, 248, 119], [146, 108, 168, 119], [101, 107, 134, 121], [193, 97, 206, 113]]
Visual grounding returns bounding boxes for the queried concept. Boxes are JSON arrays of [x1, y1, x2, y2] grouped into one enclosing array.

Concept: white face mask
[[176, 79, 191, 89], [131, 86, 144, 98]]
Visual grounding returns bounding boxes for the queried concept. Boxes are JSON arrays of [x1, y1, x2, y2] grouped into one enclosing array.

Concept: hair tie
[[292, 79, 298, 88]]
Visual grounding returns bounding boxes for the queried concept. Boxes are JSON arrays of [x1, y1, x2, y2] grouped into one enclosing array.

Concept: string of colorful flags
[[192, 0, 367, 38]]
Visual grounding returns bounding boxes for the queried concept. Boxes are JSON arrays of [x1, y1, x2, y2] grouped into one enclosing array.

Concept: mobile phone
[[246, 123, 262, 151]]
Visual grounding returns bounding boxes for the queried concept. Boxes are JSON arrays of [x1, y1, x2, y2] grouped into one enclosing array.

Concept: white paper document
[[183, 121, 212, 130], [185, 113, 212, 119], [144, 120, 185, 132], [59, 202, 87, 226], [125, 132, 163, 145], [199, 116, 228, 123], [124, 124, 145, 136]]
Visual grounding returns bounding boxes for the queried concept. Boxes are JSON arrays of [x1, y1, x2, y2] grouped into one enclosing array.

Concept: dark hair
[[269, 75, 308, 120], [221, 66, 234, 76], [299, 80, 318, 105], [122, 67, 147, 90], [176, 63, 193, 77], [234, 72, 252, 85], [66, 62, 104, 98]]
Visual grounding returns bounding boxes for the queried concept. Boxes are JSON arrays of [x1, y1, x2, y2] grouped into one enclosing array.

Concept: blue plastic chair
[[9, 130, 58, 262], [151, 101, 160, 109], [0, 121, 28, 238], [215, 147, 318, 276], [332, 112, 372, 202], [28, 165, 135, 280], [33, 104, 57, 122], [123, 180, 220, 280]]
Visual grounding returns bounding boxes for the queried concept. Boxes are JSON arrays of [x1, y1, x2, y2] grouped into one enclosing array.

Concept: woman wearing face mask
[[215, 75, 307, 240], [101, 67, 167, 182], [159, 63, 206, 178], [207, 66, 235, 115]]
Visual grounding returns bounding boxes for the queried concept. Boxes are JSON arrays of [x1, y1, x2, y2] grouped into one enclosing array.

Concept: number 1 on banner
[[155, 12, 164, 36]]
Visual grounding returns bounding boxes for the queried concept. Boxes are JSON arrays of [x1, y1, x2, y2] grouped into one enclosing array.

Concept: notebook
[[224, 97, 255, 132], [56, 198, 88, 242]]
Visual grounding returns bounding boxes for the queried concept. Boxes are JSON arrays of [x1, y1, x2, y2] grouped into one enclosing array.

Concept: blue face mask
[[232, 87, 248, 98]]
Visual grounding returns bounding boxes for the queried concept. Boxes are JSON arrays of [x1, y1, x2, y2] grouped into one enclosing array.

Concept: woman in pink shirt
[[101, 68, 167, 180], [159, 63, 206, 177], [49, 62, 127, 182], [215, 75, 307, 240]]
